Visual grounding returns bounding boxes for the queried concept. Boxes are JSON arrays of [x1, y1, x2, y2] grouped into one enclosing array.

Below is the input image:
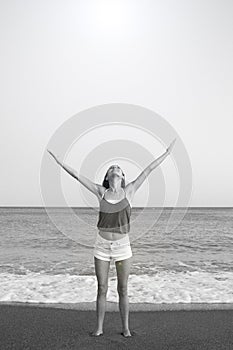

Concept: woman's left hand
[[166, 138, 176, 154]]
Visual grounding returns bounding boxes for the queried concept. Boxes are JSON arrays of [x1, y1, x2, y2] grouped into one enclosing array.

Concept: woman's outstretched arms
[[129, 139, 176, 193], [47, 150, 103, 197]]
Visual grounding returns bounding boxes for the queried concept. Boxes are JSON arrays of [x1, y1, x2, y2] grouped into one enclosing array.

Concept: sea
[[0, 207, 232, 304]]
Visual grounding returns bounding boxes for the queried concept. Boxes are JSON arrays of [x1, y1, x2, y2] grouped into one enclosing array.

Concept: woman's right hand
[[47, 149, 60, 164]]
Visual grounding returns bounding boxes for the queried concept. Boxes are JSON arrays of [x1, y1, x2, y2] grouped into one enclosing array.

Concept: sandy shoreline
[[1, 300, 233, 311], [0, 303, 233, 350]]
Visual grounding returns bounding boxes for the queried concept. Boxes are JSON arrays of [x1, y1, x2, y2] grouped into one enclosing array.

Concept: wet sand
[[0, 302, 233, 350]]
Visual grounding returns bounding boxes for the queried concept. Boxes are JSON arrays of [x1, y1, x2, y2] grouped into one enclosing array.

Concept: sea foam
[[1, 271, 233, 304]]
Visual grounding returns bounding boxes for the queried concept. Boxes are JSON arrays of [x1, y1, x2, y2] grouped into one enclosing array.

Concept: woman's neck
[[108, 183, 122, 192]]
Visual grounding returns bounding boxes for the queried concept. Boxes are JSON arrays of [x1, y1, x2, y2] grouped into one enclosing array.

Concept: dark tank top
[[97, 187, 131, 234]]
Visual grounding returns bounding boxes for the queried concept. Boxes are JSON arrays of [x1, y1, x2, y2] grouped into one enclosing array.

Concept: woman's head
[[102, 164, 125, 188]]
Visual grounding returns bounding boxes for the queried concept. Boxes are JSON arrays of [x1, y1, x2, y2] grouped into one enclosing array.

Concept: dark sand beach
[[0, 302, 233, 350]]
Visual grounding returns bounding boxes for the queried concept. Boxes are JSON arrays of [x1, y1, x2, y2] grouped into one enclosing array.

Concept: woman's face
[[107, 164, 124, 180]]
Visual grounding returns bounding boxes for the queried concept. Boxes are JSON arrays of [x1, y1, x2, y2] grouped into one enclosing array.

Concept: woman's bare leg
[[91, 257, 110, 336], [115, 257, 132, 336]]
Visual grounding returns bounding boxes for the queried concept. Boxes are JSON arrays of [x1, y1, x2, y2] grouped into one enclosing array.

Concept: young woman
[[47, 138, 176, 337]]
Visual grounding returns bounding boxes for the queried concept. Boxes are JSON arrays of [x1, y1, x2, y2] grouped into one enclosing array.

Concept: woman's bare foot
[[90, 329, 103, 337], [121, 328, 132, 337]]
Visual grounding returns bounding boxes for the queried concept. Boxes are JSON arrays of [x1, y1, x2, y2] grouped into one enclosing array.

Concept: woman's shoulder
[[124, 182, 134, 196], [124, 184, 134, 206], [97, 186, 108, 201]]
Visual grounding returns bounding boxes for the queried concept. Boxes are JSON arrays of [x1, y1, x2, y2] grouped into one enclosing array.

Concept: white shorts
[[93, 232, 133, 262]]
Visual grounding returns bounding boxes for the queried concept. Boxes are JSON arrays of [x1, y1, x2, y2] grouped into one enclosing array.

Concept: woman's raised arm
[[129, 139, 176, 193], [47, 150, 103, 197]]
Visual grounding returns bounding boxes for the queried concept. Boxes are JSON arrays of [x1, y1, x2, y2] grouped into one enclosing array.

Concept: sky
[[1, 0, 233, 207]]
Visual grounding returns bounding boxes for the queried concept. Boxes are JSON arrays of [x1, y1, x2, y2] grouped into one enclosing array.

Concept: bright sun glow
[[79, 0, 142, 38], [95, 0, 125, 27]]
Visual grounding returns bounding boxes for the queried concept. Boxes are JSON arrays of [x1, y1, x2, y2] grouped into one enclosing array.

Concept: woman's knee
[[117, 284, 128, 296], [97, 283, 108, 296]]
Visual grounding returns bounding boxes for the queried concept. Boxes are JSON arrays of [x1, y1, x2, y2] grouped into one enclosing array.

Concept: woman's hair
[[102, 167, 126, 189]]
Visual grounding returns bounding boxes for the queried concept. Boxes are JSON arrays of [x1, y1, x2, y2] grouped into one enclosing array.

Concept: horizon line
[[0, 206, 232, 209]]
